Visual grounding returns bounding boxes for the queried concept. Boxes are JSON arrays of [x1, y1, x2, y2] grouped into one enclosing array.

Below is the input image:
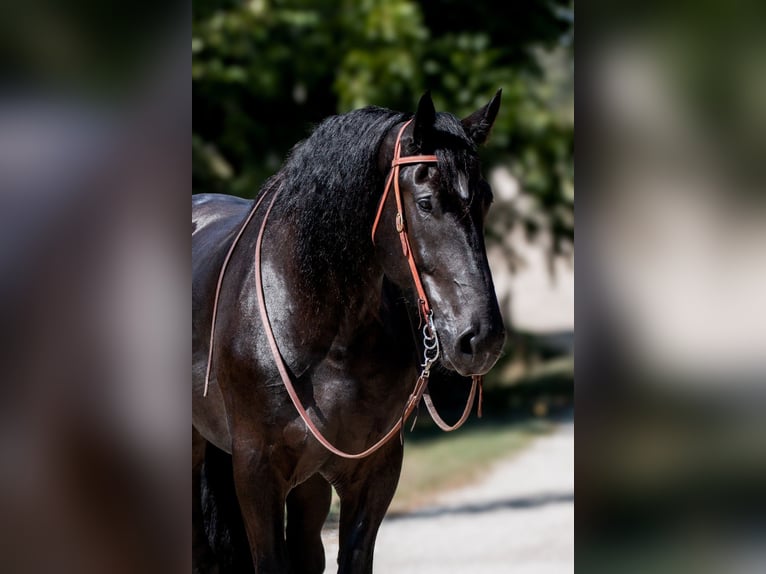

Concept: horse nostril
[[458, 328, 477, 356]]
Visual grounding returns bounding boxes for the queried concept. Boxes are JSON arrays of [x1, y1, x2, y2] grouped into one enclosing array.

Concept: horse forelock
[[431, 113, 481, 205]]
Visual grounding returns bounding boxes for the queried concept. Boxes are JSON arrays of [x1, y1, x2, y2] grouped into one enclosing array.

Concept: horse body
[[193, 194, 418, 574], [192, 92, 504, 573]]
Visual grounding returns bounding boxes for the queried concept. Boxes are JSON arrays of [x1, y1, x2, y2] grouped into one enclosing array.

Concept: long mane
[[263, 105, 478, 306], [269, 106, 407, 302]]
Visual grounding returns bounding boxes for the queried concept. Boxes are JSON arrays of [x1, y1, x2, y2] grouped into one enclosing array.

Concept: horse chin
[[439, 346, 502, 378], [440, 354, 487, 378]]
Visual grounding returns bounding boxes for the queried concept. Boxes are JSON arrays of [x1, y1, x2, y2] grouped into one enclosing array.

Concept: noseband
[[203, 119, 482, 459]]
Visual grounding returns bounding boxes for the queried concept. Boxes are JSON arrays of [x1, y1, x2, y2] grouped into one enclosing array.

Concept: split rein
[[203, 119, 483, 459]]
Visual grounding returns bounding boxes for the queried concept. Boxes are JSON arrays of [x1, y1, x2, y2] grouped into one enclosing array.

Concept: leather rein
[[203, 119, 482, 459]]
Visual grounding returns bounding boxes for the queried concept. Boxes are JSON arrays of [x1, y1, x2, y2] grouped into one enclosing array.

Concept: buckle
[[395, 212, 404, 233]]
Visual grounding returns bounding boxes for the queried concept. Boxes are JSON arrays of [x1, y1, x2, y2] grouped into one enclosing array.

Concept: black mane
[[270, 106, 405, 302], [265, 105, 477, 305]]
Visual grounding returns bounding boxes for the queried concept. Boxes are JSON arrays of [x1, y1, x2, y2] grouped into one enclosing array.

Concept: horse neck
[[245, 119, 412, 350], [296, 245, 388, 338], [242, 192, 388, 350]]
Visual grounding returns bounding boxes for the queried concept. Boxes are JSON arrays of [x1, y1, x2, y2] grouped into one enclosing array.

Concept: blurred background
[[4, 0, 764, 573], [0, 2, 189, 573], [578, 1, 766, 573]]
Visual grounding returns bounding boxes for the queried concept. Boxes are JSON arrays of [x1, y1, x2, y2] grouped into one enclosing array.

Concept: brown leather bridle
[[371, 119, 438, 325], [203, 119, 482, 459]]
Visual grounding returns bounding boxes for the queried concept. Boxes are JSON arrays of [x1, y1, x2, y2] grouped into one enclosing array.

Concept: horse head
[[375, 91, 506, 377]]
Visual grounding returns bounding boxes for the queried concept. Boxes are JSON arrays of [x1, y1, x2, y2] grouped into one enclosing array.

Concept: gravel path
[[323, 418, 574, 573]]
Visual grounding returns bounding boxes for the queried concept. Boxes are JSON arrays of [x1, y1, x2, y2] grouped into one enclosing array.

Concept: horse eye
[[416, 198, 433, 212]]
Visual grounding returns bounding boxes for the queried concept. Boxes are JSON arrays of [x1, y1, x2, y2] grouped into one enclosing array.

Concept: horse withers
[[192, 91, 505, 573]]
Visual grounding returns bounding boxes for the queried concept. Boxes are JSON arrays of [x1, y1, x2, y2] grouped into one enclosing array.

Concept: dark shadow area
[[386, 491, 574, 521]]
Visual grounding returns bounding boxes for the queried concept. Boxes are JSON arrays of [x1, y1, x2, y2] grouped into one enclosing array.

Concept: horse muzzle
[[440, 317, 505, 377]]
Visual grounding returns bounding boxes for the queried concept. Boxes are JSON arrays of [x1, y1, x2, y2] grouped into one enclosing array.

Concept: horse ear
[[412, 90, 436, 149], [462, 89, 502, 145]]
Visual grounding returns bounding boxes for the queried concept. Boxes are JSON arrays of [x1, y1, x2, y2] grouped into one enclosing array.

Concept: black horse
[[192, 91, 505, 573]]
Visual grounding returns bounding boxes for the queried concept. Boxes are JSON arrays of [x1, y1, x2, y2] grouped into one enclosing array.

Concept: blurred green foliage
[[193, 0, 573, 255]]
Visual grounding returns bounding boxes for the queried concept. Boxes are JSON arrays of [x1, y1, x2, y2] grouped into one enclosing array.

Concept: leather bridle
[[203, 119, 483, 459], [371, 119, 438, 324]]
